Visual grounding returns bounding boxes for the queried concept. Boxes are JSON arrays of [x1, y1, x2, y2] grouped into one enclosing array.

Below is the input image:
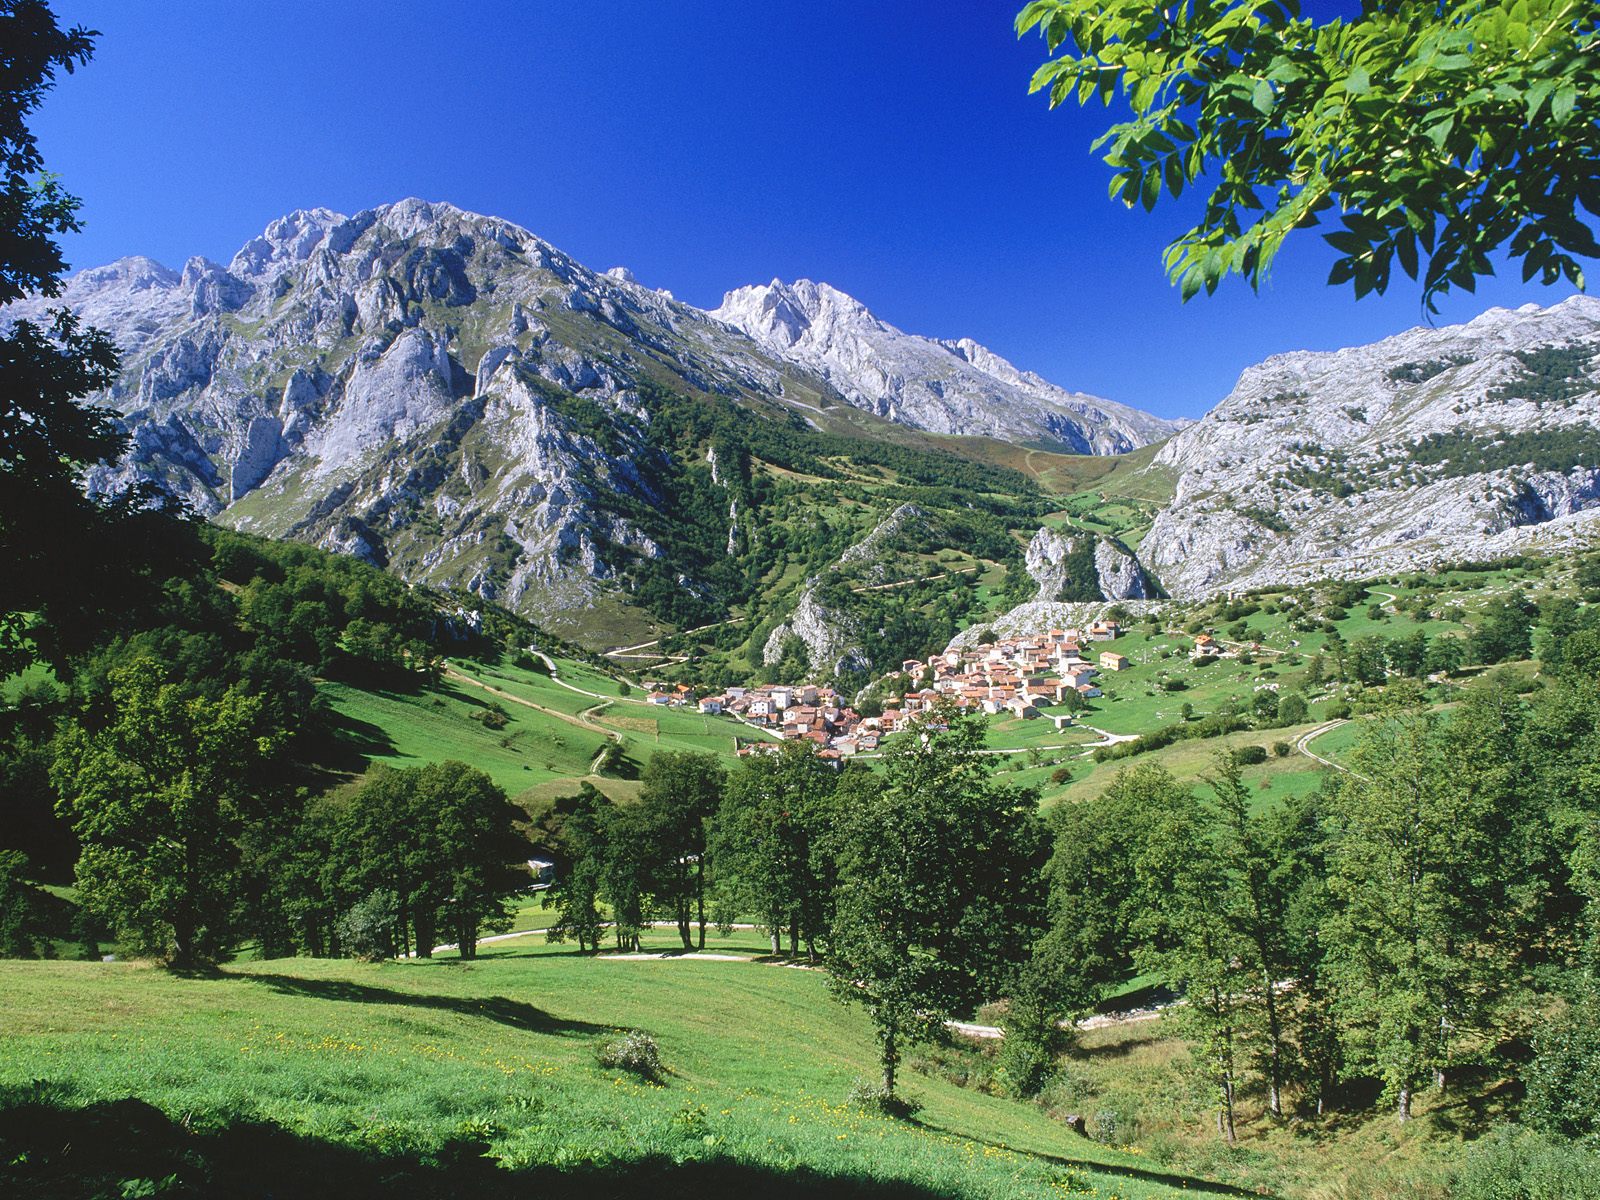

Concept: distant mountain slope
[[11, 199, 1105, 644], [712, 278, 1179, 453], [1136, 296, 1600, 597]]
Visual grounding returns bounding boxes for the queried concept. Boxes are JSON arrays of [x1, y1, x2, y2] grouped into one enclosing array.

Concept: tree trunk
[[1262, 969, 1284, 1118], [789, 918, 799, 957], [696, 860, 707, 951], [771, 929, 781, 955], [1221, 1074, 1237, 1144], [881, 1020, 899, 1099], [1398, 1084, 1412, 1122]]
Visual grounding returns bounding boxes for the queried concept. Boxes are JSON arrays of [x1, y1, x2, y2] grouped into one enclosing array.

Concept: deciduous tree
[[1018, 0, 1600, 308]]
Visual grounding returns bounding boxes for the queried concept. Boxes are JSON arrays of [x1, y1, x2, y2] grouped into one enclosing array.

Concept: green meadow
[[0, 944, 1218, 1200]]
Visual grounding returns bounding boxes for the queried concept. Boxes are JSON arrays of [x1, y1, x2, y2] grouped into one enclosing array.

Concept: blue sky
[[35, 0, 1588, 420]]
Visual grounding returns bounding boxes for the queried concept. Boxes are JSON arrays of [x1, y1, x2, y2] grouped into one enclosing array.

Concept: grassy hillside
[[0, 941, 1221, 1200]]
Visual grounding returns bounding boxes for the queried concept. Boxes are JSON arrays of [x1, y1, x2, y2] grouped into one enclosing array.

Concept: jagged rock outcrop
[[1025, 527, 1150, 601], [1136, 297, 1600, 597], [762, 589, 868, 679], [712, 279, 1179, 452]]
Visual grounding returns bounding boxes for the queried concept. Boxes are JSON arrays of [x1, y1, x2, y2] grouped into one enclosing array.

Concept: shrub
[[1050, 766, 1072, 784], [597, 1030, 665, 1081], [1324, 700, 1352, 720], [1091, 1108, 1120, 1144], [846, 1077, 922, 1119], [1273, 741, 1292, 757], [337, 890, 400, 961], [1233, 745, 1268, 766], [1452, 1125, 1600, 1200], [1524, 998, 1600, 1145], [479, 708, 509, 731]]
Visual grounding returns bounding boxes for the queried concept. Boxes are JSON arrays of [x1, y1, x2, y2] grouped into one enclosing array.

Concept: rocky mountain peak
[[711, 277, 1178, 453]]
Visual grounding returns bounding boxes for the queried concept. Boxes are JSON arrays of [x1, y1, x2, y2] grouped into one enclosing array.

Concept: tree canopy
[[1018, 0, 1599, 308]]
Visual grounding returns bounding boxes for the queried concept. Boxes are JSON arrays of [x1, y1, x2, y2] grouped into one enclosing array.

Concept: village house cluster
[[647, 620, 1125, 761]]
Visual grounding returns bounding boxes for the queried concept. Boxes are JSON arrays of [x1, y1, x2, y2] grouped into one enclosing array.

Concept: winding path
[[1293, 718, 1350, 773]]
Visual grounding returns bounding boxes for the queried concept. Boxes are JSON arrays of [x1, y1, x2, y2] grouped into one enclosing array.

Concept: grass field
[[0, 946, 1228, 1200]]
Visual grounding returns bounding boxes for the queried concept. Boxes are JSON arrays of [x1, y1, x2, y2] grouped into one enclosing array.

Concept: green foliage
[[1489, 344, 1598, 406], [826, 705, 1047, 1099], [1523, 995, 1600, 1146], [1406, 425, 1600, 481], [330, 761, 527, 960], [711, 741, 839, 956], [0, 849, 53, 958], [637, 751, 724, 951], [1386, 355, 1474, 385], [1018, 0, 1600, 308], [52, 659, 285, 968], [1452, 1126, 1600, 1200]]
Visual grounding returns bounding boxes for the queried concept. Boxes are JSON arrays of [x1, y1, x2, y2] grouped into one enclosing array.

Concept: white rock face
[[1024, 527, 1149, 601], [711, 279, 1178, 452], [1137, 296, 1600, 596]]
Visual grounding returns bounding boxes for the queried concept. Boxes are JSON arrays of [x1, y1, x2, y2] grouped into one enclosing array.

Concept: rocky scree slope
[[1134, 297, 1600, 597], [713, 278, 1179, 453], [15, 200, 1164, 639]]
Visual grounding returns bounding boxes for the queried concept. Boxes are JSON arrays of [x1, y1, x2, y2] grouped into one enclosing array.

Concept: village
[[641, 620, 1136, 760]]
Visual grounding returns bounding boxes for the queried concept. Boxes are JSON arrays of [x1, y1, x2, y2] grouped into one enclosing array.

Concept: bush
[[1233, 745, 1269, 766], [1524, 998, 1600, 1145], [597, 1029, 665, 1081], [1452, 1126, 1600, 1200], [1324, 701, 1352, 720], [1050, 766, 1072, 784], [1273, 741, 1292, 757], [1091, 1108, 1120, 1144], [337, 890, 400, 961], [479, 708, 509, 730], [845, 1077, 922, 1119]]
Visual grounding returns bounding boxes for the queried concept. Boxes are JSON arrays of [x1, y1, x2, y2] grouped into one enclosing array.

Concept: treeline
[[1041, 655, 1600, 1154], [0, 519, 552, 961], [539, 714, 1047, 1104]]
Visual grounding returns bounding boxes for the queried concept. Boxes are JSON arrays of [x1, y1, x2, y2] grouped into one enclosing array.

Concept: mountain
[[713, 279, 1178, 453], [18, 199, 1165, 648], [1133, 296, 1600, 597]]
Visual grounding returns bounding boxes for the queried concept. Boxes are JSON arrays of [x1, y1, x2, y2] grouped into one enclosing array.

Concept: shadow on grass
[[0, 1094, 963, 1200], [227, 971, 611, 1038], [905, 1116, 1260, 1199]]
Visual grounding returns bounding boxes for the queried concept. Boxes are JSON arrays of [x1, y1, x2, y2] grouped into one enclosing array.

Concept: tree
[[330, 761, 524, 960], [1424, 633, 1466, 677], [0, 3, 156, 676], [52, 659, 283, 968], [1018, 0, 1599, 309], [1041, 764, 1186, 1012], [827, 705, 1048, 1103], [419, 761, 526, 959], [1275, 691, 1308, 726], [542, 784, 610, 953], [1207, 751, 1295, 1118], [1134, 778, 1251, 1141], [1320, 707, 1497, 1120], [1470, 597, 1533, 665], [637, 751, 724, 951], [711, 740, 838, 957], [0, 849, 53, 957], [1349, 635, 1389, 688]]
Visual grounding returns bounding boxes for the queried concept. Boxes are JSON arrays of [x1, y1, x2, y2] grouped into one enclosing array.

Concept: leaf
[[1251, 78, 1275, 115], [1345, 67, 1371, 95], [1551, 84, 1577, 124], [1141, 163, 1163, 212]]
